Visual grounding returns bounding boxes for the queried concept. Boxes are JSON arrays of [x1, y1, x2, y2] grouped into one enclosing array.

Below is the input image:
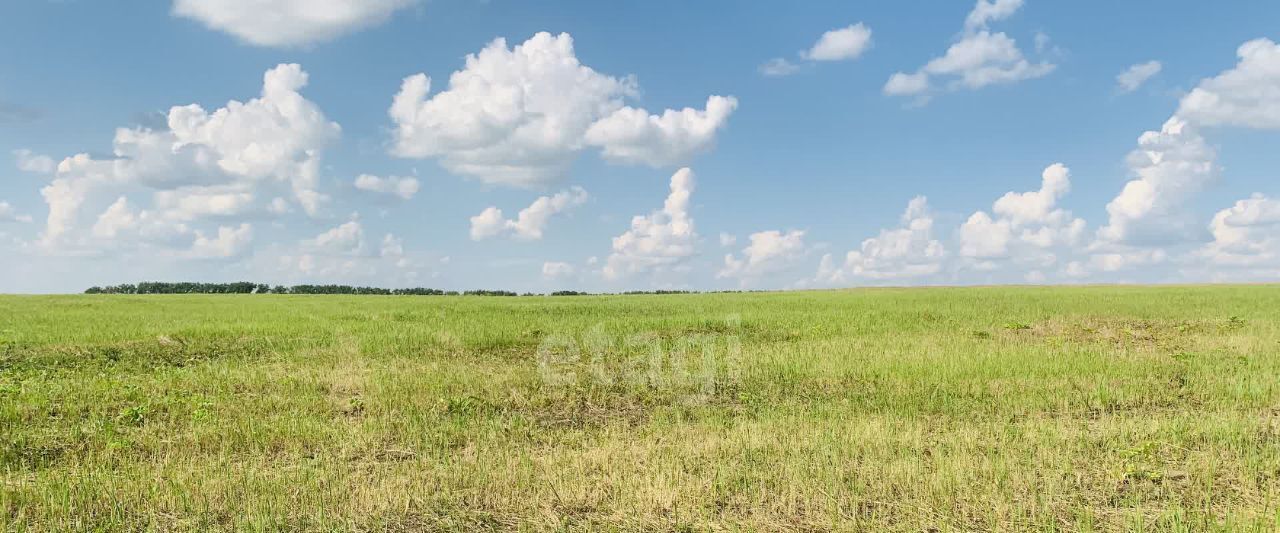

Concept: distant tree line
[[85, 282, 751, 296], [86, 282, 265, 294], [285, 285, 457, 295], [85, 282, 462, 295]]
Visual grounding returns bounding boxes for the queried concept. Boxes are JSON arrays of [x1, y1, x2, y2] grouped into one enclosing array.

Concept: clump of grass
[[115, 405, 148, 427], [1118, 441, 1167, 483]]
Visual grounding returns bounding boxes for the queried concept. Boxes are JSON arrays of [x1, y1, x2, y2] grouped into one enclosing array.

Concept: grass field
[[2, 286, 1279, 531]]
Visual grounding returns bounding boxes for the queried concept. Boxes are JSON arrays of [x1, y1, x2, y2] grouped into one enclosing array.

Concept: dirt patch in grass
[[998, 316, 1248, 354], [0, 336, 275, 375], [0, 436, 70, 470]]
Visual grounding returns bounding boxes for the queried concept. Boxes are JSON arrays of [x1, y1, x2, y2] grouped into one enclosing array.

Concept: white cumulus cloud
[[584, 96, 737, 167], [1176, 38, 1280, 129], [802, 24, 873, 61], [354, 174, 420, 200], [1096, 117, 1217, 246], [817, 196, 946, 284], [14, 149, 55, 174], [1116, 60, 1162, 93], [89, 196, 199, 249], [0, 201, 32, 223], [34, 64, 339, 257], [153, 187, 257, 222], [1194, 193, 1280, 274], [1092, 38, 1280, 277], [758, 58, 801, 77], [603, 168, 697, 280], [964, 0, 1024, 31], [469, 186, 588, 241], [884, 0, 1052, 99], [389, 32, 735, 187], [718, 229, 809, 285], [188, 223, 253, 259], [958, 163, 1086, 279], [884, 72, 931, 96], [542, 261, 577, 280], [305, 219, 365, 256], [172, 0, 419, 47], [92, 197, 143, 239], [760, 23, 873, 78]]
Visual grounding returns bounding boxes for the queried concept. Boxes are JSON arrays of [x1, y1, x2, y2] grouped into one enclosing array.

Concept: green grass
[[2, 286, 1279, 531]]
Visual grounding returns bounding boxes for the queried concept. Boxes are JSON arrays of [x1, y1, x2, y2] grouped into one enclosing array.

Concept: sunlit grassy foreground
[[2, 286, 1279, 531]]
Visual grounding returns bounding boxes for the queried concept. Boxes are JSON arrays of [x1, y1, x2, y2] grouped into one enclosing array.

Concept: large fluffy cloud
[[389, 32, 736, 187], [469, 186, 588, 241], [1192, 194, 1280, 278], [34, 64, 339, 257], [958, 163, 1086, 280], [583, 96, 737, 167], [1096, 118, 1218, 246], [82, 195, 251, 259], [816, 197, 946, 284], [884, 0, 1052, 99], [1176, 38, 1280, 129], [718, 230, 809, 286], [90, 197, 191, 244], [603, 168, 697, 280], [1076, 119, 1215, 279], [1090, 38, 1279, 277], [172, 0, 419, 47]]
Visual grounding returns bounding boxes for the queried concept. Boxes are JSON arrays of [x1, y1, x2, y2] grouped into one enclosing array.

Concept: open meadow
[[2, 286, 1280, 531]]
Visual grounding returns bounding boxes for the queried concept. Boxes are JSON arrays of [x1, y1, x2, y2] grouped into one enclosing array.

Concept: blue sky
[[1, 0, 1278, 293]]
